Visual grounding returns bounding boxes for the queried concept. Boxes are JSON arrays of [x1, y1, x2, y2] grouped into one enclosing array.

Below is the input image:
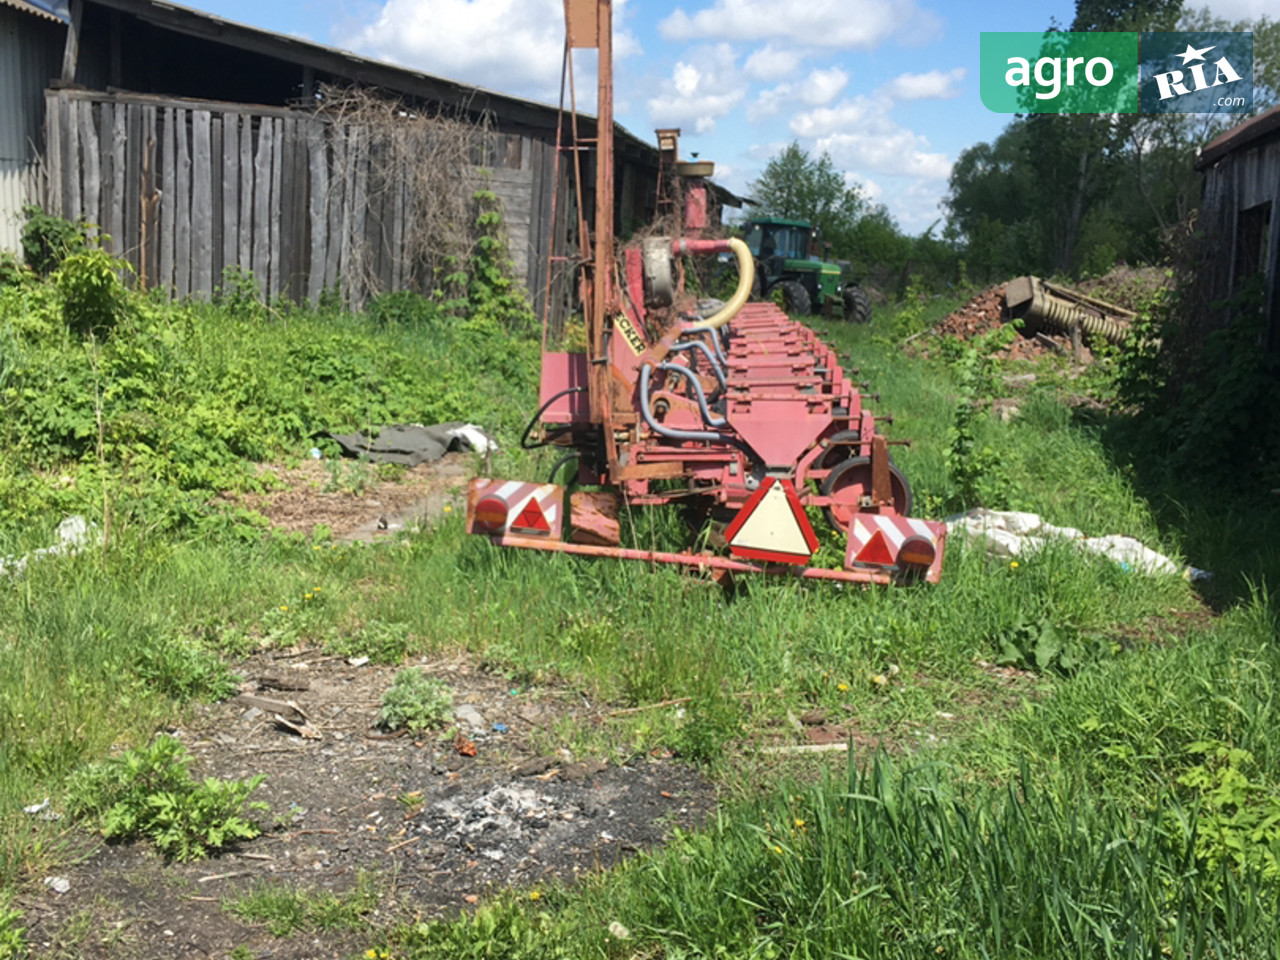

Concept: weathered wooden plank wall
[[42, 88, 564, 316], [1194, 138, 1280, 348]]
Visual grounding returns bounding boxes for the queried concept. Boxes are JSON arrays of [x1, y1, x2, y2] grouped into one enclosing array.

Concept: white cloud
[[892, 179, 948, 229], [659, 0, 938, 49], [647, 44, 745, 134], [743, 43, 801, 80], [788, 98, 876, 138], [859, 177, 882, 201], [341, 0, 640, 104], [816, 128, 952, 180], [804, 67, 849, 105], [748, 66, 847, 121], [880, 68, 966, 102], [1201, 0, 1273, 17], [788, 96, 952, 181]]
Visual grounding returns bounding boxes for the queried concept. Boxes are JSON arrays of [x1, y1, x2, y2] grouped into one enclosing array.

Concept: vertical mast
[[564, 0, 614, 427], [590, 0, 614, 424]]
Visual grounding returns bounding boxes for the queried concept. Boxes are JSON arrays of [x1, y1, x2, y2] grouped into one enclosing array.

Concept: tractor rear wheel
[[821, 456, 913, 532], [842, 285, 873, 323], [770, 280, 812, 317]]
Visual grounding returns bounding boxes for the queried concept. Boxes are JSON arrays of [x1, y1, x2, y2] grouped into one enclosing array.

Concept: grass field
[[2, 272, 1279, 958]]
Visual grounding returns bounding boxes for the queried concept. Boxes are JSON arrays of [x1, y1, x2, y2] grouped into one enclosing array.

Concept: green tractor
[[742, 217, 873, 322]]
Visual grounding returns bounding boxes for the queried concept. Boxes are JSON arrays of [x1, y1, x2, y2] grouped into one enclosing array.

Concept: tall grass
[[4, 295, 1277, 956]]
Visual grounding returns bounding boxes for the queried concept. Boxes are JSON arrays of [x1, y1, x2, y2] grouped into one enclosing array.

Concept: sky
[[169, 0, 1268, 234]]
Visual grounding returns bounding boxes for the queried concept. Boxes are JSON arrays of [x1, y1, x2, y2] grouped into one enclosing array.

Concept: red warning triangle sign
[[854, 529, 895, 566], [724, 477, 819, 565], [511, 497, 550, 534]]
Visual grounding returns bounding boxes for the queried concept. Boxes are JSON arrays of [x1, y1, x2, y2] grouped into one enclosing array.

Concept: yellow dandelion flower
[[794, 818, 805, 828], [444, 504, 452, 512], [773, 845, 782, 854], [529, 890, 541, 900], [1010, 560, 1019, 569], [280, 605, 288, 612], [366, 951, 377, 959], [313, 587, 321, 592], [313, 545, 321, 551], [837, 682, 849, 692]]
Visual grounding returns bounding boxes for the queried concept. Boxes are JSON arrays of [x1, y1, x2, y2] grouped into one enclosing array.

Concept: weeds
[[64, 736, 266, 861], [942, 322, 1019, 509], [225, 872, 380, 937], [378, 670, 453, 733], [0, 894, 22, 960]]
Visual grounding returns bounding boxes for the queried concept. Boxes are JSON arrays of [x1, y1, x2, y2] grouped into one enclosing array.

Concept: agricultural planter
[[465, 0, 945, 585]]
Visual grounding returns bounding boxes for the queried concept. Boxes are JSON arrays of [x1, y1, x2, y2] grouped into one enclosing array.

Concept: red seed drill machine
[[465, 0, 946, 585]]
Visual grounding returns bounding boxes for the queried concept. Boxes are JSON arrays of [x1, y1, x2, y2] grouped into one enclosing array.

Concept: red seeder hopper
[[466, 0, 946, 585]]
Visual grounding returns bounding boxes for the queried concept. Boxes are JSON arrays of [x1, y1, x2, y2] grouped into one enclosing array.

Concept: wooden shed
[[3, 0, 741, 321], [1194, 104, 1280, 348]]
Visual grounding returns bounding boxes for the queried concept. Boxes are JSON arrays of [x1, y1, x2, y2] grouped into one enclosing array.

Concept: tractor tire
[[842, 285, 873, 323], [770, 280, 811, 317]]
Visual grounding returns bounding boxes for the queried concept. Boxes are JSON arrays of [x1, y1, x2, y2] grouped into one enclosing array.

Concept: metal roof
[[0, 0, 64, 22], [83, 0, 667, 159], [1196, 104, 1280, 170]]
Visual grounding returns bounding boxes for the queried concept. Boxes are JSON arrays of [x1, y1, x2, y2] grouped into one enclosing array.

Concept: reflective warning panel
[[724, 477, 820, 565], [845, 513, 948, 583], [467, 479, 565, 539]]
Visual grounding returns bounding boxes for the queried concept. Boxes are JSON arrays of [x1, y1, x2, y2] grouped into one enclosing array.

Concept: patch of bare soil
[[219, 454, 472, 542], [21, 655, 716, 959]]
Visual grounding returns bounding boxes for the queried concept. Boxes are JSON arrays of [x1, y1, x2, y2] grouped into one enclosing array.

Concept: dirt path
[[217, 453, 473, 542], [21, 656, 716, 959]]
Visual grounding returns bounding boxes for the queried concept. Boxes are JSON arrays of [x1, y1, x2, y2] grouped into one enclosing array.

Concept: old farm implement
[[465, 0, 946, 585]]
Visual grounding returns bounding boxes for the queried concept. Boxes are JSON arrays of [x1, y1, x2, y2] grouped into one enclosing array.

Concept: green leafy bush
[[1177, 741, 1280, 880], [65, 736, 266, 861], [56, 248, 132, 338], [21, 205, 87, 276], [378, 669, 453, 733], [943, 323, 1018, 509]]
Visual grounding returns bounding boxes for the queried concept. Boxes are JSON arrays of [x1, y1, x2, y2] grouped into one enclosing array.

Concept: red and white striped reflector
[[468, 480, 564, 539], [845, 514, 945, 574]]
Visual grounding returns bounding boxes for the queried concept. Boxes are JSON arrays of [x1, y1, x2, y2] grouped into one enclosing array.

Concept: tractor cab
[[742, 216, 872, 322], [744, 218, 813, 263]]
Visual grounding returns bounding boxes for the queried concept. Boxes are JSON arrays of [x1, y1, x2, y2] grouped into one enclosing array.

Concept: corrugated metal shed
[[0, 0, 63, 23], [0, 2, 63, 254]]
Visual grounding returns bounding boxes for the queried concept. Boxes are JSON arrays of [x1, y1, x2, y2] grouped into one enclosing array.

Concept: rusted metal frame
[[590, 0, 618, 480], [870, 432, 892, 507], [491, 534, 893, 584], [541, 42, 570, 350]]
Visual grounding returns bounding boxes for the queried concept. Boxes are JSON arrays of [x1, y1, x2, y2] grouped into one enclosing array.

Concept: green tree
[[748, 143, 865, 255]]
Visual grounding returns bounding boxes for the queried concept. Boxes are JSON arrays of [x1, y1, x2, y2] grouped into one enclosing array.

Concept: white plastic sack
[[0, 515, 99, 579], [946, 508, 1189, 577]]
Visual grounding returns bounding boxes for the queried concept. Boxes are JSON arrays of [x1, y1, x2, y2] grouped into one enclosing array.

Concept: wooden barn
[[1195, 104, 1280, 348], [1, 0, 741, 320]]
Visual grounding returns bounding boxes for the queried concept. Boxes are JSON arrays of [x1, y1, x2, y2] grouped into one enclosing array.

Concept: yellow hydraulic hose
[[674, 237, 754, 330]]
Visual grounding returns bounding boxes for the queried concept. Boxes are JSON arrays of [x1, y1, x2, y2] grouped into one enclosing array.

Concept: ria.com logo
[[980, 32, 1253, 114]]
